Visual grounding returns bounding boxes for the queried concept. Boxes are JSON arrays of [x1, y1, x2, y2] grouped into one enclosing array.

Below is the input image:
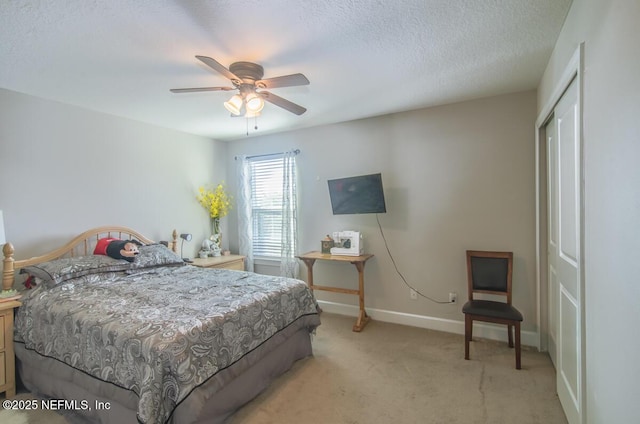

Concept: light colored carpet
[[0, 399, 70, 424], [1, 313, 567, 423]]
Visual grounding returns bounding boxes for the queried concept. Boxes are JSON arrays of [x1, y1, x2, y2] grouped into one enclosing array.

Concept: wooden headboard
[[2, 226, 178, 293]]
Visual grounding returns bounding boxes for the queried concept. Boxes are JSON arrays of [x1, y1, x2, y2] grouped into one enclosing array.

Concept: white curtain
[[235, 155, 254, 272], [280, 150, 299, 278], [236, 151, 299, 277]]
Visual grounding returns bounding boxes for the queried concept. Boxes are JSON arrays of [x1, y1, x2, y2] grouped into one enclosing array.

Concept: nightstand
[[0, 300, 21, 398], [191, 255, 246, 271]]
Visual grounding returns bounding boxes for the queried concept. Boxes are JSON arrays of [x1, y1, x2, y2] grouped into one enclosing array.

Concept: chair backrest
[[466, 250, 513, 304]]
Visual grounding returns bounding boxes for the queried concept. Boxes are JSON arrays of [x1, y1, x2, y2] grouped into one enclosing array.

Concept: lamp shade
[[245, 92, 264, 114], [180, 233, 192, 241], [224, 95, 243, 116], [0, 210, 5, 245]]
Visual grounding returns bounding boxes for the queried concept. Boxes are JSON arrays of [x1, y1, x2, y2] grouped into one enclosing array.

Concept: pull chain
[[245, 116, 259, 136]]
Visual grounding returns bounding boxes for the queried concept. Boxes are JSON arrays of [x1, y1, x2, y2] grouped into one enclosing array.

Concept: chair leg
[[464, 315, 472, 360], [508, 324, 514, 348], [515, 321, 521, 370]]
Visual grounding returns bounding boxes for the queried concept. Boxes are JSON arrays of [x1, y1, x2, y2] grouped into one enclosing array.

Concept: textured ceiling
[[0, 0, 571, 141]]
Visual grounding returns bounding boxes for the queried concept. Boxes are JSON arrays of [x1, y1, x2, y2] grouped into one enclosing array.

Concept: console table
[[296, 251, 374, 332]]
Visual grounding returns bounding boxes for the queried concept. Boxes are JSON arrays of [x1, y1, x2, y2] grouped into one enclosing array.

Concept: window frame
[[247, 154, 297, 260]]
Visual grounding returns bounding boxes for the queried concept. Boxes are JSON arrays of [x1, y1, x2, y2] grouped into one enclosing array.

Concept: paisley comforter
[[14, 261, 320, 424]]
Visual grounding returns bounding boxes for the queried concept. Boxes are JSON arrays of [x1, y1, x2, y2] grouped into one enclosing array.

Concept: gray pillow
[[126, 244, 185, 272], [21, 255, 131, 287]]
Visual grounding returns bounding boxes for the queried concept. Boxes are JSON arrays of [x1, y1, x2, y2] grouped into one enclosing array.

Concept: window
[[248, 155, 297, 258]]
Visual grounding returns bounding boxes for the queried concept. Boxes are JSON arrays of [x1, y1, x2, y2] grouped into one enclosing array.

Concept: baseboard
[[317, 300, 539, 348]]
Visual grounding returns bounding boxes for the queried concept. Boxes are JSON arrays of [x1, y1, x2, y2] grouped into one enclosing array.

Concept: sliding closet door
[[546, 77, 583, 424], [546, 115, 558, 369]]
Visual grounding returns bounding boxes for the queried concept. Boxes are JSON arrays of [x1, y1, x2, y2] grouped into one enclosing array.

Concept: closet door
[[546, 77, 583, 424], [546, 116, 558, 368]]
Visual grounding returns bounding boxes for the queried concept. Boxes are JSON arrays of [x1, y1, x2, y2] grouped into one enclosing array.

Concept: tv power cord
[[376, 214, 452, 305]]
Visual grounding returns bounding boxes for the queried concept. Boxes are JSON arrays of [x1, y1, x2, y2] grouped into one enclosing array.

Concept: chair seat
[[462, 300, 523, 322]]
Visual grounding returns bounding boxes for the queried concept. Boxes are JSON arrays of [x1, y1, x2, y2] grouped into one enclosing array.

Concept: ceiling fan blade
[[256, 73, 309, 89], [260, 91, 307, 115], [196, 55, 242, 84], [170, 86, 234, 93]]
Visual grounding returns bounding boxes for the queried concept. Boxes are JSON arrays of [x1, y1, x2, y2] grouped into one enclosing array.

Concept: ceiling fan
[[170, 56, 309, 116]]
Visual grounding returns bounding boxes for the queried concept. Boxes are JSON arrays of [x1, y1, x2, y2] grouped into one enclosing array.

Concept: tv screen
[[328, 173, 387, 215]]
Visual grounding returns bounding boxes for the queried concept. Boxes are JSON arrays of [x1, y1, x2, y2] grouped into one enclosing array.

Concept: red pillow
[[94, 237, 119, 256]]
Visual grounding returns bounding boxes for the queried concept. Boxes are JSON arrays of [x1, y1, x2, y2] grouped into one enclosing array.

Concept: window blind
[[249, 156, 294, 258]]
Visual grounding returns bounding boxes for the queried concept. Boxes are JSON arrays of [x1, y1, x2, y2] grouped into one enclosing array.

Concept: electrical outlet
[[449, 292, 457, 303], [410, 289, 418, 300]]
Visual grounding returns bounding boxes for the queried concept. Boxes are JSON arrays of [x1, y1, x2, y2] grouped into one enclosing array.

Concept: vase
[[211, 217, 222, 249]]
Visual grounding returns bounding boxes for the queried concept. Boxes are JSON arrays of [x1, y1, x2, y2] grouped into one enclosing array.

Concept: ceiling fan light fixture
[[171, 56, 309, 120], [224, 95, 243, 115], [245, 92, 265, 114]]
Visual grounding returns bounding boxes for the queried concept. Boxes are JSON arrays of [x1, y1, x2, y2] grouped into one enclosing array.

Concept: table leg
[[300, 258, 322, 313], [300, 258, 316, 290], [352, 261, 370, 332]]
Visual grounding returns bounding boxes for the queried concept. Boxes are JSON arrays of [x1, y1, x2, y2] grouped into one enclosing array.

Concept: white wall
[[225, 90, 537, 337], [0, 88, 225, 260], [538, 0, 640, 422]]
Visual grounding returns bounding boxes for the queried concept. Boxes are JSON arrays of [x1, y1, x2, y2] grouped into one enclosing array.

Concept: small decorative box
[[321, 237, 334, 254]]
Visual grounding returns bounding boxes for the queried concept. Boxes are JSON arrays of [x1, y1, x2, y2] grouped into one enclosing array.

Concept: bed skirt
[[16, 314, 319, 424]]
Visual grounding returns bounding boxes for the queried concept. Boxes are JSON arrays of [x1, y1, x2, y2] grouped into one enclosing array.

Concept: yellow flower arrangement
[[197, 183, 232, 221]]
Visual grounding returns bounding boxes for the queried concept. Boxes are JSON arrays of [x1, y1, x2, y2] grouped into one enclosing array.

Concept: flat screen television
[[327, 173, 387, 215]]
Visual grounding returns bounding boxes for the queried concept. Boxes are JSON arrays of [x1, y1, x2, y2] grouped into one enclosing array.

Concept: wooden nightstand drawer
[[191, 255, 246, 271], [0, 313, 4, 351], [218, 259, 245, 271], [0, 352, 5, 386], [0, 300, 21, 398]]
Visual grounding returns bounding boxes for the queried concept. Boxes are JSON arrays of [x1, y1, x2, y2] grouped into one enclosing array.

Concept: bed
[[1, 226, 320, 424]]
